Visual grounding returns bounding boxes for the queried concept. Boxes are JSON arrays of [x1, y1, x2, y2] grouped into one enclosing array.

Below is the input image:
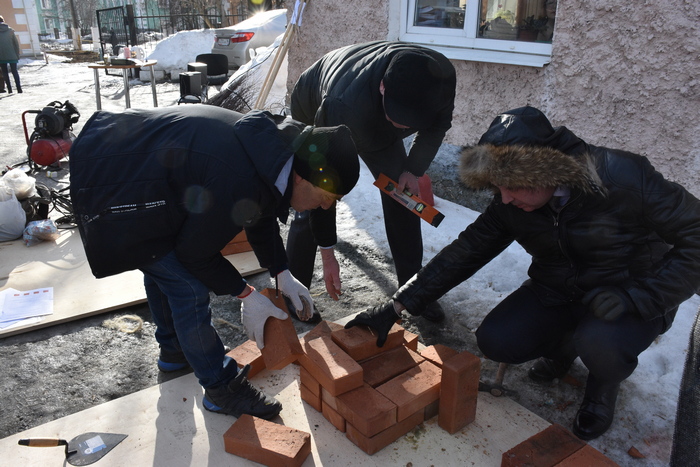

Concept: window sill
[[416, 43, 551, 67]]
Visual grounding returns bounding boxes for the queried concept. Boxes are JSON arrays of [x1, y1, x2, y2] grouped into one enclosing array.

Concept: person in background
[[0, 15, 22, 93], [287, 40, 456, 322], [348, 105, 700, 440], [70, 105, 359, 420]]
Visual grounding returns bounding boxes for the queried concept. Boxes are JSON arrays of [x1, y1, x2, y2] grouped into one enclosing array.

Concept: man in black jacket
[[347, 106, 700, 440], [286, 41, 456, 322], [70, 106, 359, 420]]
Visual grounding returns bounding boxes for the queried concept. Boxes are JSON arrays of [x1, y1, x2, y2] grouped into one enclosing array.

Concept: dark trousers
[[286, 148, 423, 288], [0, 63, 21, 93], [475, 286, 665, 384]]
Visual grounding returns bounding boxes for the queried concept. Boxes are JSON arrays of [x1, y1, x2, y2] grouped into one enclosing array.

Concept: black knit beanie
[[293, 125, 360, 196]]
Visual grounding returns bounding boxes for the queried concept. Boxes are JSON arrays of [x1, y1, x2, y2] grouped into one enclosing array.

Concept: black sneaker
[[203, 364, 282, 420], [283, 295, 322, 323], [420, 302, 445, 322]]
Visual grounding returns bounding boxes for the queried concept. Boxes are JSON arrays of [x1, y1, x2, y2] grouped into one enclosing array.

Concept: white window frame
[[398, 0, 552, 67]]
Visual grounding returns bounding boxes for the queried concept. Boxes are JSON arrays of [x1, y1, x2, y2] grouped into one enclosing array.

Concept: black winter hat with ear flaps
[[293, 125, 360, 196]]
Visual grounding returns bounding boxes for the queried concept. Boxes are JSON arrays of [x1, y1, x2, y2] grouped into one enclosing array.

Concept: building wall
[[1, 0, 42, 56], [285, 0, 700, 198]]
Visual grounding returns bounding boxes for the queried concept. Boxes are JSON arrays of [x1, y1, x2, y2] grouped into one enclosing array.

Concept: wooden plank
[[1, 364, 551, 466], [0, 229, 265, 338]]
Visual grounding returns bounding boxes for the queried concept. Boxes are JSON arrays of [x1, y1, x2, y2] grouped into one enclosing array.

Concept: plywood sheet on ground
[[0, 228, 265, 338], [1, 363, 550, 466]]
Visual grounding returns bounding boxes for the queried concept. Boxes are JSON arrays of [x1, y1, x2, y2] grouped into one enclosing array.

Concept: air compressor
[[21, 100, 80, 170]]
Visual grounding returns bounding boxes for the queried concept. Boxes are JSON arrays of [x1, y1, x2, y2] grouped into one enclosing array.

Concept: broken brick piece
[[420, 344, 459, 368], [336, 383, 398, 437], [300, 335, 363, 396], [331, 323, 405, 361], [300, 320, 345, 346], [345, 409, 424, 455], [554, 444, 621, 466], [376, 360, 442, 421], [438, 350, 481, 434], [501, 423, 586, 467], [403, 330, 419, 351], [259, 288, 304, 370], [299, 382, 322, 412], [322, 400, 347, 433], [223, 414, 311, 467], [360, 345, 424, 387], [226, 340, 265, 378]]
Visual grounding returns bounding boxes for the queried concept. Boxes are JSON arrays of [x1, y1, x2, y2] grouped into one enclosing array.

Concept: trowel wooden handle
[[18, 438, 68, 447]]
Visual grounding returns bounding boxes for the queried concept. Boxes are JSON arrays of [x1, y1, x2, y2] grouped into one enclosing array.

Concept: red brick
[[226, 340, 265, 378], [438, 350, 481, 434], [321, 387, 339, 411], [424, 399, 439, 421], [346, 409, 424, 455], [300, 335, 363, 396], [501, 424, 586, 467], [300, 320, 344, 346], [299, 365, 320, 397], [420, 344, 459, 368], [223, 414, 311, 467], [259, 288, 304, 370], [331, 323, 405, 361], [403, 330, 419, 351], [376, 360, 442, 421], [336, 384, 397, 437], [299, 383, 322, 412], [360, 345, 424, 387], [322, 400, 346, 433], [554, 444, 620, 466]]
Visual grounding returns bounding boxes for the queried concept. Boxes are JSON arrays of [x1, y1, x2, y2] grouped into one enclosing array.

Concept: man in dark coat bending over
[[347, 106, 700, 440], [286, 41, 456, 322], [70, 106, 359, 420]]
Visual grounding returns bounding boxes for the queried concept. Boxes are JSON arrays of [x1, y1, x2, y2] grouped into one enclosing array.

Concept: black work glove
[[582, 286, 637, 321], [345, 300, 401, 347]]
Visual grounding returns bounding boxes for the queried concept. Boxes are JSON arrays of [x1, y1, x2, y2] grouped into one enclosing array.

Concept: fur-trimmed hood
[[459, 144, 605, 195], [461, 106, 606, 195]]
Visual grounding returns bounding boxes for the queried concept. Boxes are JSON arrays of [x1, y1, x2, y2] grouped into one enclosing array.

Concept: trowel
[[18, 432, 127, 465]]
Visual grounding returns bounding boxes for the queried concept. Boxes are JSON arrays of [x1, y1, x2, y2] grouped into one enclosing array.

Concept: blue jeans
[[140, 251, 238, 388]]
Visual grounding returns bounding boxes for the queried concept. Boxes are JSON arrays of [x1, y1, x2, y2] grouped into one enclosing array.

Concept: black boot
[[528, 343, 577, 383], [572, 374, 620, 440]]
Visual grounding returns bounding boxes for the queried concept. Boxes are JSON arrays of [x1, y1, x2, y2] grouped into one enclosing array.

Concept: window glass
[[414, 1, 466, 29], [399, 0, 556, 66], [479, 0, 556, 43]]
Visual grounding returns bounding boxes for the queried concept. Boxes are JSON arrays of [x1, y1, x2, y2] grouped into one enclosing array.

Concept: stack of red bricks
[[296, 319, 481, 455], [223, 290, 481, 465]]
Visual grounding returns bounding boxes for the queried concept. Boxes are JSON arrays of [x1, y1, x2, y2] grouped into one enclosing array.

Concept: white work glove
[[240, 288, 288, 349], [276, 269, 314, 321]]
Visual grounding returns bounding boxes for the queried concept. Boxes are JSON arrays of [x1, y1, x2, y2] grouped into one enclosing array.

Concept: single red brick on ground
[[439, 350, 481, 434], [501, 423, 586, 467], [223, 414, 311, 467]]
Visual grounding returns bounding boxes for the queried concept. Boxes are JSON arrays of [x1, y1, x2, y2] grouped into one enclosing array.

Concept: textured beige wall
[[285, 0, 700, 197]]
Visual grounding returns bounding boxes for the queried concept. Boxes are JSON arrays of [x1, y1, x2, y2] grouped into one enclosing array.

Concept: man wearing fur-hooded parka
[[346, 105, 700, 440]]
